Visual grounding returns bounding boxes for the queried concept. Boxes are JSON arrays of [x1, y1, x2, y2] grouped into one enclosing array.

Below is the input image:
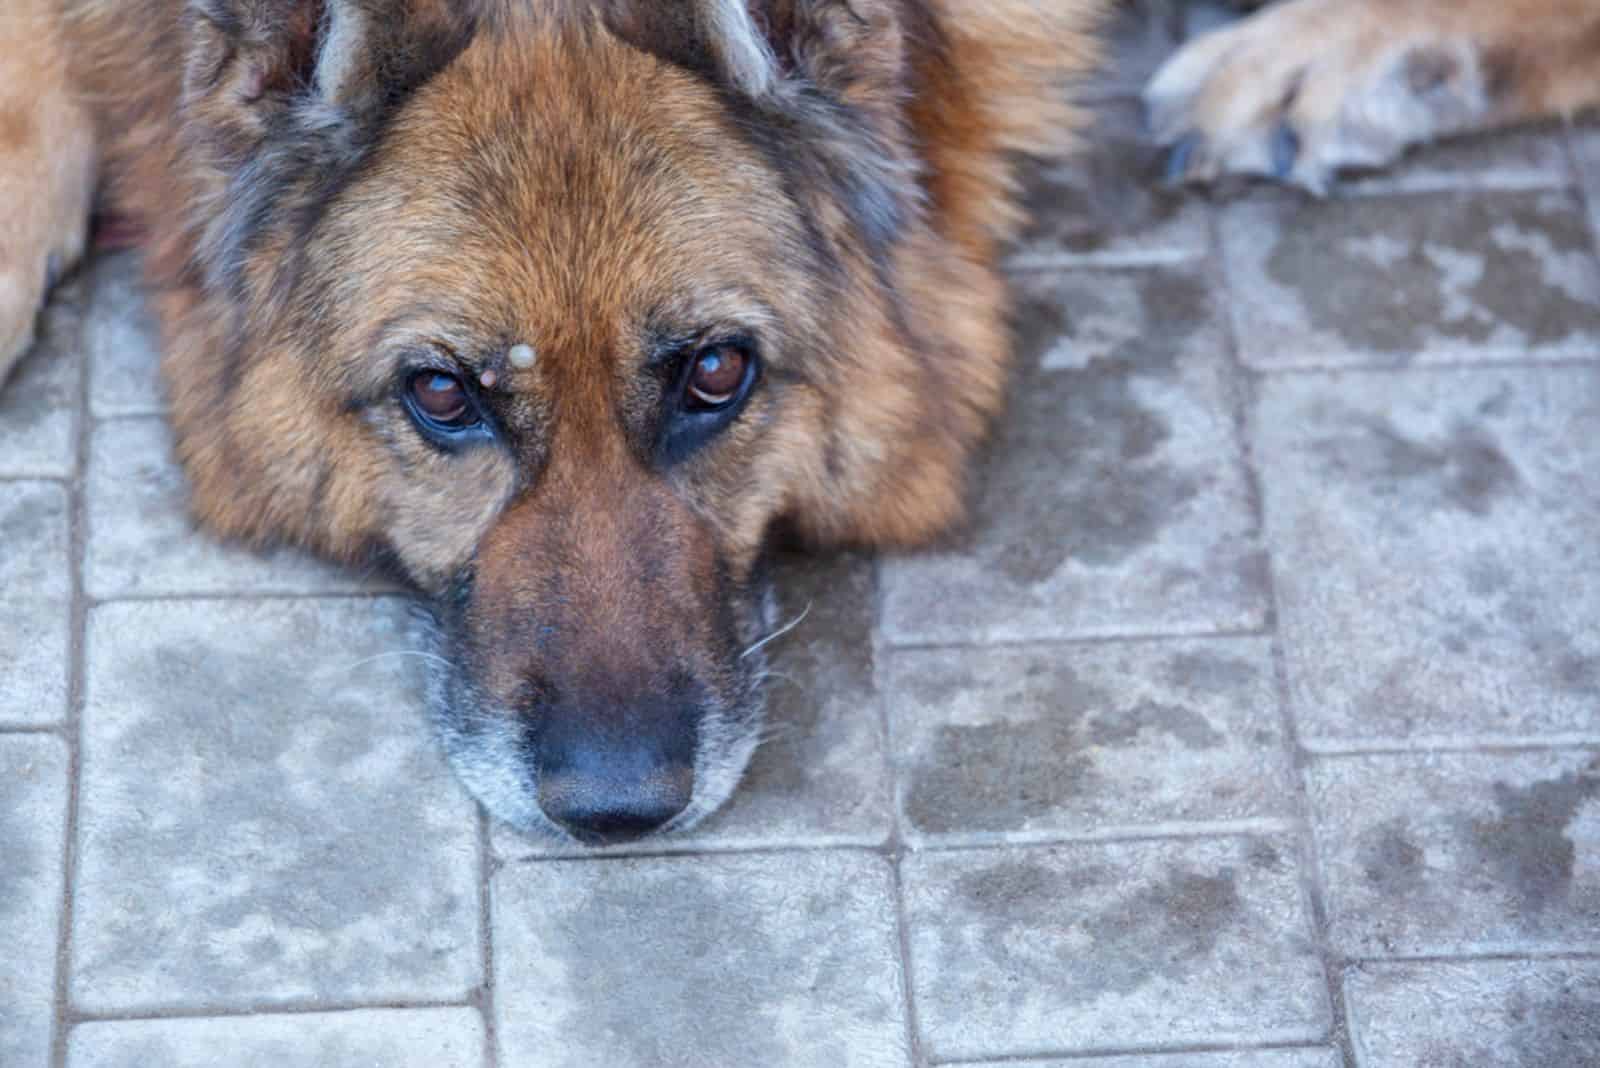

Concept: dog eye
[[406, 371, 479, 430], [684, 344, 751, 410]]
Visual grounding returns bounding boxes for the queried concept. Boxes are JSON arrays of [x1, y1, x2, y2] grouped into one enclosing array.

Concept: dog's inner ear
[[183, 0, 476, 145], [606, 0, 906, 108]]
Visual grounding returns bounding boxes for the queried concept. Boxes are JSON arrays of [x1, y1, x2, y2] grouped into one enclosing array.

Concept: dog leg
[[0, 0, 96, 386], [1147, 0, 1600, 191]]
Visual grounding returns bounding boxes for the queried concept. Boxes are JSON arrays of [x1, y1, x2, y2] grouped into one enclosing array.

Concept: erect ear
[[181, 0, 477, 162], [605, 0, 919, 256], [696, 0, 908, 113]]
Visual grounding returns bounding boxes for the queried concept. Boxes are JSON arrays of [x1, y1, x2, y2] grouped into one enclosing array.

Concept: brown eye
[[408, 371, 475, 428], [686, 344, 749, 410]]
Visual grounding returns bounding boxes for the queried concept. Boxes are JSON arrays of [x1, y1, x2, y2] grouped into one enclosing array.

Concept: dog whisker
[[319, 649, 456, 679], [739, 601, 813, 661]]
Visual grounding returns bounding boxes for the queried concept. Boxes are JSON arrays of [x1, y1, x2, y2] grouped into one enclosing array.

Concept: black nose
[[532, 693, 698, 845], [537, 770, 688, 844]]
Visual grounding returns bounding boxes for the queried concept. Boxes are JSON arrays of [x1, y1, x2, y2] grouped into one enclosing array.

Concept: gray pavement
[[4, 6, 1600, 1065]]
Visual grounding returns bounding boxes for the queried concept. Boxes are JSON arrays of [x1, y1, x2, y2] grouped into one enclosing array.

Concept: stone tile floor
[[4, 6, 1600, 1066]]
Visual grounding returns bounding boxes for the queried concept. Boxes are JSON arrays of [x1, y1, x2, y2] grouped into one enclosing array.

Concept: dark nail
[[1270, 124, 1300, 180], [1166, 133, 1199, 184]]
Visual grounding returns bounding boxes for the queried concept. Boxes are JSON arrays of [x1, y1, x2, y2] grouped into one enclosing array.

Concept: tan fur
[[1149, 0, 1600, 190], [0, 0, 95, 380]]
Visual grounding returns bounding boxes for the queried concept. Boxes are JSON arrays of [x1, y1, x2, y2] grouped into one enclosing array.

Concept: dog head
[[160, 0, 1028, 842]]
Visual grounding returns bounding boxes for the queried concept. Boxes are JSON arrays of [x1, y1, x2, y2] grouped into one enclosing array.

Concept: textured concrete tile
[[82, 254, 164, 419], [1221, 191, 1600, 369], [901, 837, 1328, 1061], [881, 266, 1267, 645], [1255, 368, 1600, 748], [1345, 960, 1600, 1068], [886, 638, 1294, 843], [0, 279, 82, 479], [492, 851, 908, 1068], [1, 481, 71, 599], [1309, 750, 1600, 957], [0, 598, 70, 727], [963, 1052, 1340, 1068], [1009, 99, 1210, 268], [85, 418, 373, 598], [495, 551, 891, 857], [71, 599, 480, 1013], [0, 735, 69, 1068], [1342, 124, 1574, 195], [67, 1008, 485, 1068]]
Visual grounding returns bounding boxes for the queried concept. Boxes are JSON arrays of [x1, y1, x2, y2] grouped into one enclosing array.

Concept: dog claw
[[1165, 133, 1200, 184], [1269, 124, 1300, 180]]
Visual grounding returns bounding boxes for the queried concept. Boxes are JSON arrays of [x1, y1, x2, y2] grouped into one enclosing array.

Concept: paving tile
[[492, 851, 908, 1068], [1, 481, 71, 599], [81, 254, 164, 419], [1309, 750, 1600, 958], [1221, 190, 1600, 369], [1344, 960, 1600, 1068], [880, 266, 1267, 645], [886, 637, 1294, 844], [1255, 368, 1600, 748], [66, 1008, 485, 1067], [495, 551, 892, 858], [1340, 124, 1574, 195], [0, 277, 83, 479], [1009, 99, 1210, 269], [901, 836, 1328, 1061], [0, 734, 69, 1068], [70, 599, 480, 1014], [0, 598, 70, 727], [84, 418, 376, 598], [962, 1052, 1341, 1068]]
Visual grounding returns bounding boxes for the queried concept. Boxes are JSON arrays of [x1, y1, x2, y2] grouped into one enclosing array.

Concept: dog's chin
[[407, 589, 776, 846]]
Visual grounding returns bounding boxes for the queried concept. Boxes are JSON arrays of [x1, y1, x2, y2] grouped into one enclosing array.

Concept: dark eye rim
[[401, 368, 495, 448], [677, 338, 760, 415]]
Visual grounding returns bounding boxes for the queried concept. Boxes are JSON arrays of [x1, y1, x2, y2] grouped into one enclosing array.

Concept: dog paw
[[1145, 1, 1495, 192], [0, 229, 85, 388]]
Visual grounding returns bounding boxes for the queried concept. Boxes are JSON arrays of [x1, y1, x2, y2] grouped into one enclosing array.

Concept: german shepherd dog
[[3, 0, 1594, 845]]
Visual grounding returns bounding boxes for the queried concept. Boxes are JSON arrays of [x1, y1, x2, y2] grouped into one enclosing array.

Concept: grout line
[[68, 997, 478, 1027], [935, 1038, 1336, 1065], [475, 808, 500, 1068], [1303, 739, 1600, 758], [1205, 202, 1355, 1068], [876, 587, 929, 1067], [83, 588, 404, 606], [48, 298, 93, 1068], [878, 626, 1272, 656], [1345, 950, 1600, 966], [1243, 354, 1600, 377]]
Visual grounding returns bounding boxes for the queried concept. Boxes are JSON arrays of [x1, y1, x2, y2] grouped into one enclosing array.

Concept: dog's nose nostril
[[537, 769, 692, 845]]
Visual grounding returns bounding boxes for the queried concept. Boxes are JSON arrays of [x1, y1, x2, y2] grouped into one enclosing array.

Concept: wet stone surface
[[1309, 750, 1600, 957], [901, 836, 1328, 1060], [0, 735, 69, 1067], [886, 637, 1294, 843], [1344, 960, 1600, 1068], [492, 851, 909, 1068], [1254, 367, 1600, 749], [1221, 190, 1600, 369], [66, 1009, 485, 1068], [880, 265, 1267, 645], [70, 599, 481, 1014]]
